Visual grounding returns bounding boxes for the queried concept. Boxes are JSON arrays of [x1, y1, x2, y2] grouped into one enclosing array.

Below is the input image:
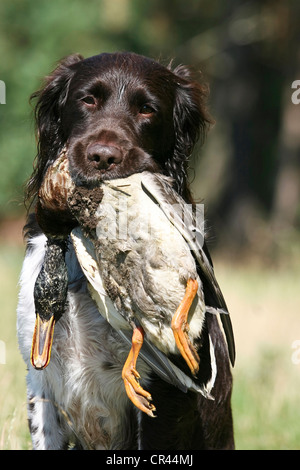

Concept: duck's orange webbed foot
[[171, 278, 200, 376], [122, 326, 156, 418]]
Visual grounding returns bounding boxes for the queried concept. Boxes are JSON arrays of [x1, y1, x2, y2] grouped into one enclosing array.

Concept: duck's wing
[[70, 228, 212, 397], [70, 229, 125, 329], [140, 172, 235, 366]]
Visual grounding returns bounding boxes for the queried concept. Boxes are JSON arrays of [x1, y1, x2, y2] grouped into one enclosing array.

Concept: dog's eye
[[81, 96, 97, 106], [139, 104, 155, 116]]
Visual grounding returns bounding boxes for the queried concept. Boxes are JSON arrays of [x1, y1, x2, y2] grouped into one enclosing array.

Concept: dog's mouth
[[101, 164, 115, 172], [68, 158, 126, 187], [67, 141, 162, 187], [97, 161, 118, 174]]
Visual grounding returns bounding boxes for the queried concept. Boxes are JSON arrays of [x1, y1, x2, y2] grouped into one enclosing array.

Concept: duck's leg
[[171, 278, 200, 376], [122, 326, 156, 418]]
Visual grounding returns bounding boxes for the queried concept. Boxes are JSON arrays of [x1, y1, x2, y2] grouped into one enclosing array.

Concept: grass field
[[0, 241, 30, 450], [1, 234, 300, 450]]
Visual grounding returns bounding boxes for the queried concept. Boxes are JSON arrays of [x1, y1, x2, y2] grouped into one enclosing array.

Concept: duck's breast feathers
[[140, 173, 218, 296]]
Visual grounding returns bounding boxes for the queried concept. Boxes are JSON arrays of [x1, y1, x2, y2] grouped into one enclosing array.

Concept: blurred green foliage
[[0, 0, 299, 257]]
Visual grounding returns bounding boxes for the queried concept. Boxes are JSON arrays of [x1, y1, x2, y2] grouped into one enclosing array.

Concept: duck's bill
[[30, 314, 55, 370]]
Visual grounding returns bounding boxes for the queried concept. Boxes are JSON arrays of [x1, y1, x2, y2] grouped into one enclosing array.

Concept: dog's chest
[[49, 286, 146, 449]]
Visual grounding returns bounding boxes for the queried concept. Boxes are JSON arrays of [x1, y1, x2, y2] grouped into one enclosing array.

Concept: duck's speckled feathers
[[70, 171, 235, 398]]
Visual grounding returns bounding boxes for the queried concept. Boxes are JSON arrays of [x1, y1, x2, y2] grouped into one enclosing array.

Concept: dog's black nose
[[87, 143, 123, 170]]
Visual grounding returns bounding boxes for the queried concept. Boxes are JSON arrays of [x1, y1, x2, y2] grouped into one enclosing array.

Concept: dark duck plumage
[[30, 151, 80, 369], [31, 150, 235, 418], [31, 238, 68, 369]]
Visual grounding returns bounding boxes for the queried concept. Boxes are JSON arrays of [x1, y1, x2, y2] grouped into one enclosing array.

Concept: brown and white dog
[[17, 52, 234, 450]]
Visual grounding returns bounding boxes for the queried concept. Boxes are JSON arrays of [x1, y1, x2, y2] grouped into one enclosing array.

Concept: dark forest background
[[1, 0, 300, 260]]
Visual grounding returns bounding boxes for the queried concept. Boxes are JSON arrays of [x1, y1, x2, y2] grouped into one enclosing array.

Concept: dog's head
[[27, 52, 212, 203]]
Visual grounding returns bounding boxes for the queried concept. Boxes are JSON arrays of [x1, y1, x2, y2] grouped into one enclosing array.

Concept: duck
[[30, 150, 235, 418], [30, 151, 78, 370], [30, 237, 68, 369], [69, 171, 235, 418]]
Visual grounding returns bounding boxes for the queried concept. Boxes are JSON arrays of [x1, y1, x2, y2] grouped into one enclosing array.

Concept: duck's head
[[31, 238, 68, 370]]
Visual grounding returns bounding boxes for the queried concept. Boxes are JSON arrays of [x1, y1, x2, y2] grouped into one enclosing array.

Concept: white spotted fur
[[17, 234, 150, 449]]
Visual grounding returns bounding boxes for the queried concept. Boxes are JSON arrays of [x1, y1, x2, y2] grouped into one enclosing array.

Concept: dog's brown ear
[[26, 54, 84, 206], [170, 63, 194, 81], [172, 64, 213, 147], [164, 64, 213, 201]]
